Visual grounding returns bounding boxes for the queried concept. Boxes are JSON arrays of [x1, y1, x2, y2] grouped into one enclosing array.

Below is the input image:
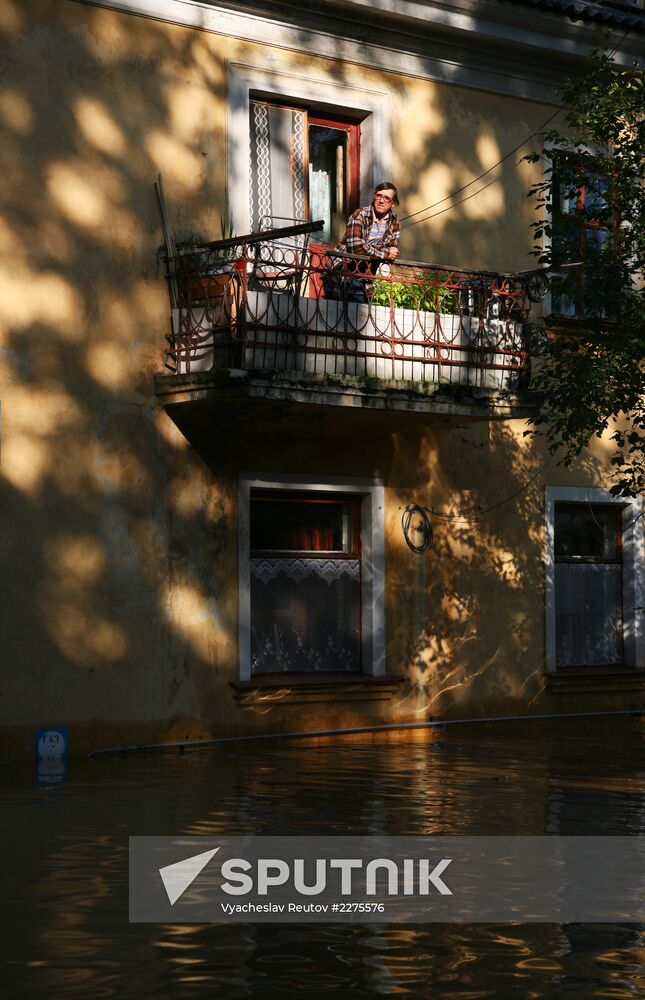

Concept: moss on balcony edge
[[155, 367, 536, 410]]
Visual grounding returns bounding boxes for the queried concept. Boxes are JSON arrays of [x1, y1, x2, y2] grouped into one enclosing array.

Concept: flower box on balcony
[[172, 268, 241, 375], [242, 290, 524, 391]]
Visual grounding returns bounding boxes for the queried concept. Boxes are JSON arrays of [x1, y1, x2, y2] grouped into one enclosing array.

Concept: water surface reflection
[[2, 722, 645, 997]]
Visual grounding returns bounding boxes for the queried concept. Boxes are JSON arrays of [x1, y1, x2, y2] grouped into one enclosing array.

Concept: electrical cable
[[402, 174, 504, 229], [402, 504, 434, 552], [427, 457, 554, 524], [399, 107, 563, 226], [607, 30, 630, 61], [398, 41, 637, 231]]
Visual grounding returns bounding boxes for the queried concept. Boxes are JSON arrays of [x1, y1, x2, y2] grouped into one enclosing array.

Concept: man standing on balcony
[[324, 182, 401, 303]]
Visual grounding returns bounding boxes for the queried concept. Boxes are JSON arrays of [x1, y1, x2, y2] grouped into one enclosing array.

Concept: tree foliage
[[525, 48, 644, 496]]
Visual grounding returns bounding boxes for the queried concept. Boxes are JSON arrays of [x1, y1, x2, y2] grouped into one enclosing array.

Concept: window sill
[[231, 673, 405, 706], [545, 667, 645, 695]]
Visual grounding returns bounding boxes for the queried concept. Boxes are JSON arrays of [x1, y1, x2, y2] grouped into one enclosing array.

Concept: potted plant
[[175, 213, 244, 302], [372, 270, 456, 314]]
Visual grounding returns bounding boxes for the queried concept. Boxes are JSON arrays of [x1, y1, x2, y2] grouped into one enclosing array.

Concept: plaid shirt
[[338, 205, 400, 259]]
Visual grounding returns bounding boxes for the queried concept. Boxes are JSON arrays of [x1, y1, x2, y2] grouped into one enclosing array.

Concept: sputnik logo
[[157, 846, 454, 905], [159, 848, 221, 905]]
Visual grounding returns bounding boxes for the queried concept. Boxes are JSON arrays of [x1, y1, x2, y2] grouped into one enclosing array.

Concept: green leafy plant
[[372, 270, 455, 313], [523, 46, 645, 497], [219, 213, 236, 241], [174, 203, 236, 252], [174, 230, 209, 253]]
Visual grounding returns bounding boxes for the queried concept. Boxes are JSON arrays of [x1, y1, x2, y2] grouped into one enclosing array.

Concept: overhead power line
[[426, 458, 553, 523], [402, 173, 503, 228], [399, 107, 563, 229]]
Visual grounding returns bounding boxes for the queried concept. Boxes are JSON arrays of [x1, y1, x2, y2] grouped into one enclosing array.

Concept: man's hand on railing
[[384, 247, 399, 261]]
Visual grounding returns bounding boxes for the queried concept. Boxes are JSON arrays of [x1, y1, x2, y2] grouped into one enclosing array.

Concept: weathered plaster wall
[[175, 401, 635, 733], [0, 0, 634, 756]]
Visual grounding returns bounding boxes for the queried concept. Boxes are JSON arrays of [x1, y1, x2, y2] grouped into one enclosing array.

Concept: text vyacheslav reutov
[[129, 836, 645, 923]]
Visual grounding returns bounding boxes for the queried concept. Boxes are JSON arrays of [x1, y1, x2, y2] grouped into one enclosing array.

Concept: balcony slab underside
[[155, 368, 536, 420]]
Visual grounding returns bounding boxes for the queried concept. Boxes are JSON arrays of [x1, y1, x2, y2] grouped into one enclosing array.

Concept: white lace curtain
[[249, 102, 307, 232], [250, 557, 361, 674]]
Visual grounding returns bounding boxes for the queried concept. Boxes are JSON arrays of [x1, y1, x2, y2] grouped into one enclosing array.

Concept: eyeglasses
[[374, 194, 394, 203]]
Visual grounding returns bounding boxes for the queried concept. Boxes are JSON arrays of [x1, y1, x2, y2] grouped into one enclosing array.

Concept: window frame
[[545, 486, 645, 673], [308, 113, 361, 241], [554, 502, 623, 566], [239, 474, 385, 681], [228, 64, 392, 236], [249, 491, 362, 559], [553, 502, 625, 668], [541, 142, 615, 321], [247, 101, 362, 240]]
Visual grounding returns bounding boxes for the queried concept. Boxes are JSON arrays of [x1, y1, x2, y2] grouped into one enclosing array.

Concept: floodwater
[[2, 720, 645, 999]]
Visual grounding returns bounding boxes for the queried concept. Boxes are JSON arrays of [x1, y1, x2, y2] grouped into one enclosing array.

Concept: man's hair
[[374, 181, 399, 206]]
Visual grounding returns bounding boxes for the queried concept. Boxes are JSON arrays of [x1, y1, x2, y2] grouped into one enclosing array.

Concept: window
[[554, 504, 623, 667], [250, 492, 362, 674], [229, 67, 391, 239], [548, 154, 612, 319], [545, 487, 645, 672], [249, 101, 360, 243], [239, 476, 385, 681]]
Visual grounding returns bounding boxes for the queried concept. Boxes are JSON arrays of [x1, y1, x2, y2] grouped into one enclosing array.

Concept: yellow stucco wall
[[0, 0, 638, 757]]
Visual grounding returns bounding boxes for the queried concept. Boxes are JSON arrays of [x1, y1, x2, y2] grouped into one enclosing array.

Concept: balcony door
[[249, 101, 360, 242], [308, 115, 360, 244]]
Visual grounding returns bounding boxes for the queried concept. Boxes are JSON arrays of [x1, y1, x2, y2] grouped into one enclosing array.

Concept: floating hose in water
[[88, 708, 644, 759]]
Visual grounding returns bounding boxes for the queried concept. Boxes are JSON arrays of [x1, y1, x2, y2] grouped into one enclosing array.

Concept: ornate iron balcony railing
[[163, 224, 546, 392]]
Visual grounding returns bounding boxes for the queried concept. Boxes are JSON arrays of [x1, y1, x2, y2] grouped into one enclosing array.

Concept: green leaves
[[523, 47, 645, 496], [372, 272, 456, 314]]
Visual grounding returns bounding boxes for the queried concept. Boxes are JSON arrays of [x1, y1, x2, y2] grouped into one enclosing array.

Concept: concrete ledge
[[231, 672, 405, 707], [155, 368, 536, 419], [545, 670, 645, 696]]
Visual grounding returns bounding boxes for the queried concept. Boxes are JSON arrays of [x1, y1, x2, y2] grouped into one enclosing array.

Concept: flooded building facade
[[1, 0, 644, 756]]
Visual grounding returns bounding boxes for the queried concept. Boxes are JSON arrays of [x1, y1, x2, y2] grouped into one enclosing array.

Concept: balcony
[[155, 223, 545, 418]]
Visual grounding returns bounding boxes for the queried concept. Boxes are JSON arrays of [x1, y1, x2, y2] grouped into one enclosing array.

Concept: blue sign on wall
[[35, 728, 68, 787], [35, 727, 68, 760]]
